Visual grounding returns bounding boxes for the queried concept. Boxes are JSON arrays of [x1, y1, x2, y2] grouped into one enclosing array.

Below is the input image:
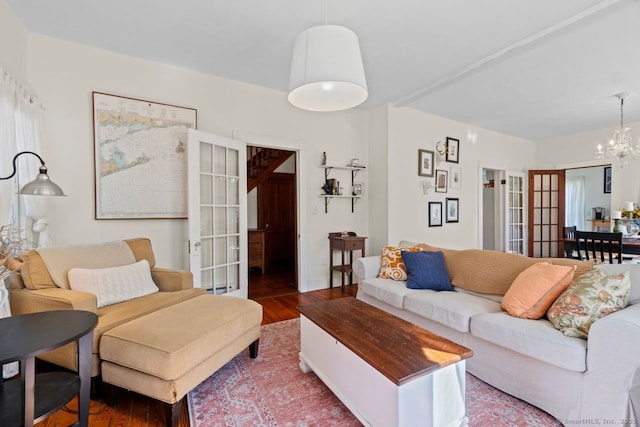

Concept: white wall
[[383, 105, 536, 251], [0, 1, 27, 81], [24, 34, 369, 291], [566, 166, 611, 230], [536, 122, 640, 215], [367, 104, 390, 254]]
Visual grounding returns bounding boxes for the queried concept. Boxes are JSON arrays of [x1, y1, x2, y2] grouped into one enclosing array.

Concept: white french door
[[187, 129, 247, 298], [504, 171, 526, 255]]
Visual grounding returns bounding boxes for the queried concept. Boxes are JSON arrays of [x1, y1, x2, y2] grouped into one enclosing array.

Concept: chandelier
[[596, 93, 640, 167]]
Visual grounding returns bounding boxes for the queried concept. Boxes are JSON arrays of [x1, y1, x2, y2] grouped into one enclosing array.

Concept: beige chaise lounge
[[9, 237, 262, 427]]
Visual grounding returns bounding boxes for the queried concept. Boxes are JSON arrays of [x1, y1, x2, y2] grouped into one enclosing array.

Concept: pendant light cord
[[621, 97, 625, 129], [324, 0, 328, 24]]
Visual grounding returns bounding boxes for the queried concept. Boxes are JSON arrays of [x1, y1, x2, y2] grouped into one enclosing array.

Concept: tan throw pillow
[[378, 246, 421, 280], [547, 269, 630, 339], [501, 262, 576, 319]]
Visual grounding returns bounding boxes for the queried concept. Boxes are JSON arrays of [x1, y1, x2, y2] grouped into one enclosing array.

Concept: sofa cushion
[[68, 260, 159, 308], [501, 262, 575, 319], [547, 269, 630, 339], [404, 291, 502, 333], [378, 246, 421, 280], [470, 312, 587, 372], [596, 263, 640, 305], [402, 250, 452, 291], [359, 278, 417, 309], [100, 294, 262, 380], [35, 240, 136, 289], [441, 249, 593, 296]]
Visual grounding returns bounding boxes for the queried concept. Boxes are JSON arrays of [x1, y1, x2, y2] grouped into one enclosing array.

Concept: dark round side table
[[0, 310, 98, 427]]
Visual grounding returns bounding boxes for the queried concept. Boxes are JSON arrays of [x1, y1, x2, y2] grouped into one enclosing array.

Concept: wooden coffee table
[[298, 297, 472, 427]]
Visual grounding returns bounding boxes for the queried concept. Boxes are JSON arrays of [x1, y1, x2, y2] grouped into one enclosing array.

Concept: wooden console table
[[328, 232, 366, 289], [0, 310, 97, 426], [248, 229, 266, 273]]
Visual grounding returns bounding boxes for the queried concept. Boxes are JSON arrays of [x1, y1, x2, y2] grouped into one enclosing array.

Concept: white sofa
[[353, 247, 640, 426]]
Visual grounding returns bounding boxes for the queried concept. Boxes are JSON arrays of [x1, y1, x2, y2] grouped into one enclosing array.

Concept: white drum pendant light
[[288, 25, 368, 112]]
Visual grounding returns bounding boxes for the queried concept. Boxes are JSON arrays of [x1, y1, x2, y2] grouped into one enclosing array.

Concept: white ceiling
[[6, 0, 640, 141]]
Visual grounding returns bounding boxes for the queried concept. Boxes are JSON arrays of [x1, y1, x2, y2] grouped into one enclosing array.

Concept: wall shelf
[[320, 165, 367, 213]]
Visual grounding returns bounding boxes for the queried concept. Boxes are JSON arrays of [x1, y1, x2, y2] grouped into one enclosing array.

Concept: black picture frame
[[604, 166, 612, 193], [446, 198, 459, 223], [429, 202, 443, 227], [445, 137, 459, 163], [418, 149, 435, 177], [435, 169, 448, 193]]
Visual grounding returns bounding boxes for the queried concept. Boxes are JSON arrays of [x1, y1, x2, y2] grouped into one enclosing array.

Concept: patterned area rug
[[188, 318, 562, 427]]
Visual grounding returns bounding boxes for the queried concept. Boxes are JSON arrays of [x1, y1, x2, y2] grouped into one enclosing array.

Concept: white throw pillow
[[68, 260, 159, 308]]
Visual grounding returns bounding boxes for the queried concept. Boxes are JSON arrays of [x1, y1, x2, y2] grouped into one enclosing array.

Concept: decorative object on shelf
[[450, 166, 461, 189], [352, 182, 364, 196], [595, 93, 639, 167], [435, 169, 448, 193], [93, 92, 196, 219], [603, 166, 611, 193], [446, 198, 459, 223], [429, 202, 443, 227], [0, 151, 65, 196], [322, 178, 339, 195], [288, 22, 367, 112], [347, 158, 365, 168], [445, 137, 460, 163], [418, 149, 435, 177], [612, 210, 622, 233]]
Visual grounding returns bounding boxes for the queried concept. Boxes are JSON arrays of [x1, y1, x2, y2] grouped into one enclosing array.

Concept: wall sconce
[[0, 151, 65, 196], [422, 181, 434, 195]]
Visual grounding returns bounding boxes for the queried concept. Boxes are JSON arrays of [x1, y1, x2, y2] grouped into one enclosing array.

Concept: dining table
[[564, 236, 640, 256]]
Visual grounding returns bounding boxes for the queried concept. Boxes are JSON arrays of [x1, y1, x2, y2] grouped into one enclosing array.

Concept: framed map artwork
[[93, 92, 197, 219]]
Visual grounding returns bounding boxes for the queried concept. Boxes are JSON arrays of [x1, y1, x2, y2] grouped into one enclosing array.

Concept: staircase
[[247, 147, 294, 192]]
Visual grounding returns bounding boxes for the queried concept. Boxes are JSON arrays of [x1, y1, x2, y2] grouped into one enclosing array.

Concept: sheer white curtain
[[0, 68, 48, 379], [566, 176, 586, 231], [0, 68, 52, 248]]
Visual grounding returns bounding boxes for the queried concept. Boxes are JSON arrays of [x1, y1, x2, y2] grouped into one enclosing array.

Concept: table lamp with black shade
[[0, 151, 65, 196]]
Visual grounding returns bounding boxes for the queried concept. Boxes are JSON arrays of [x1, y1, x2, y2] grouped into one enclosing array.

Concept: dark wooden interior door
[[258, 173, 296, 272], [528, 170, 565, 257]]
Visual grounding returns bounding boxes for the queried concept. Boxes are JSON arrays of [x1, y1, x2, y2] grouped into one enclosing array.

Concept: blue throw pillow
[[401, 250, 452, 291]]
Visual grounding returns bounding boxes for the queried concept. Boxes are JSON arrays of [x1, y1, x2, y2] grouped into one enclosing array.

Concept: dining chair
[[574, 230, 623, 264], [563, 226, 578, 258]]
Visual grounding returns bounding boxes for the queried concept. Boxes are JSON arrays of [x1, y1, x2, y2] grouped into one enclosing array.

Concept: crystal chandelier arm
[[0, 151, 46, 180]]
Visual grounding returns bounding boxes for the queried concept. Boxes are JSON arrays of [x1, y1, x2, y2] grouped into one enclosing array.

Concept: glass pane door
[[505, 172, 526, 255], [188, 129, 247, 297], [528, 170, 565, 258]]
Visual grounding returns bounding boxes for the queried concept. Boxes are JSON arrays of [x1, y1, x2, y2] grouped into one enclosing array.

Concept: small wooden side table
[[0, 310, 98, 427], [328, 232, 366, 289]]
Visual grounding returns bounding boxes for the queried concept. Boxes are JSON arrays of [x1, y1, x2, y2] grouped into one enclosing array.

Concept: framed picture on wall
[[446, 198, 459, 223], [435, 169, 448, 193], [445, 137, 460, 163], [604, 166, 612, 193], [429, 202, 443, 227], [92, 92, 197, 219], [418, 149, 435, 177], [450, 166, 461, 189]]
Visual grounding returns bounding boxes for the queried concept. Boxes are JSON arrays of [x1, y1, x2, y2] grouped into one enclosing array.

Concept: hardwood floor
[[35, 284, 357, 427]]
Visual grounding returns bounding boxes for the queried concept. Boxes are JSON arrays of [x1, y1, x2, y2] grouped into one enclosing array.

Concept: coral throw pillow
[[547, 269, 630, 339], [378, 246, 421, 281], [401, 250, 453, 291], [501, 262, 576, 319]]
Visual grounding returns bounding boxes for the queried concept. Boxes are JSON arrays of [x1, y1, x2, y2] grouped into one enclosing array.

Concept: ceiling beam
[[393, 0, 625, 108]]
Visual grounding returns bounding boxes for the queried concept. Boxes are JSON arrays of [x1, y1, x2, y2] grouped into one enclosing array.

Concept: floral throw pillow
[[547, 269, 630, 339], [378, 246, 421, 281]]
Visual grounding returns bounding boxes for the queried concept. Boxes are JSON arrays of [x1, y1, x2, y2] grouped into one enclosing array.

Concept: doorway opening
[[247, 146, 299, 299]]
